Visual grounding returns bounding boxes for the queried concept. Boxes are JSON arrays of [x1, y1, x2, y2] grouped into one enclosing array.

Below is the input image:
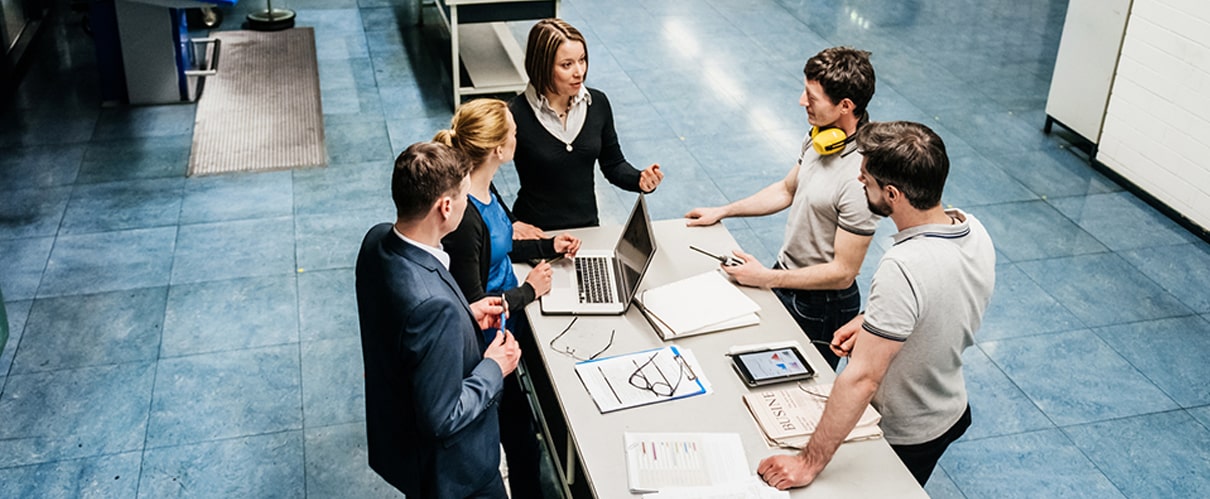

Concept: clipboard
[[573, 346, 708, 413]]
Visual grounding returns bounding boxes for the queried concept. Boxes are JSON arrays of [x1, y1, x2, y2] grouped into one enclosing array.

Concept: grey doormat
[[189, 28, 326, 176]]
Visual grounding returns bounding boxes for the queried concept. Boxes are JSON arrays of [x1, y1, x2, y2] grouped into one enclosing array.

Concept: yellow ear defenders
[[810, 126, 854, 155]]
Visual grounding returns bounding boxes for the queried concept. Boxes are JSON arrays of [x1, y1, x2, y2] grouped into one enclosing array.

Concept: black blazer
[[442, 184, 559, 314], [355, 223, 506, 499]]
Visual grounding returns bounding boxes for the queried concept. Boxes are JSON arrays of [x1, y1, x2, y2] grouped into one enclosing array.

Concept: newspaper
[[742, 383, 882, 448]]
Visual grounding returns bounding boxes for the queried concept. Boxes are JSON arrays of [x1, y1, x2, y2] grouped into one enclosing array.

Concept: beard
[[867, 198, 892, 217]]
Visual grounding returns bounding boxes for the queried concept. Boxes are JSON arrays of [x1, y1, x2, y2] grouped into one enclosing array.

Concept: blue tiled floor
[[3, 0, 1210, 497]]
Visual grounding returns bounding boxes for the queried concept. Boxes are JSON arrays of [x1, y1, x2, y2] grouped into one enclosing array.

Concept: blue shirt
[[470, 193, 520, 343], [470, 192, 519, 295]]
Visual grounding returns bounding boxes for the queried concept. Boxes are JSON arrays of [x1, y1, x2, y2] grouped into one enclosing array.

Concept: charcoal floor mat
[[189, 28, 326, 176]]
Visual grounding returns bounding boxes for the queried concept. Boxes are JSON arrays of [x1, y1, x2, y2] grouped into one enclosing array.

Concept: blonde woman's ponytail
[[436, 99, 509, 167], [432, 129, 457, 148]]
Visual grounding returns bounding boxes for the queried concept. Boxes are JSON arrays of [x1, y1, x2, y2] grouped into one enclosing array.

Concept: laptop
[[540, 195, 657, 315]]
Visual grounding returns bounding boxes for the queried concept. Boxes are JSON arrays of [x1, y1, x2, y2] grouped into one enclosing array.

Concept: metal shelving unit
[[422, 0, 559, 109]]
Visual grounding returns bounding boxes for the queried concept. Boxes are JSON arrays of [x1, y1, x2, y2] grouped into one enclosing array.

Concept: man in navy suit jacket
[[356, 142, 521, 499]]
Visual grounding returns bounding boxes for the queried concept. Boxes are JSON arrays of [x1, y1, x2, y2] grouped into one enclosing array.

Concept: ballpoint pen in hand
[[526, 253, 565, 266], [689, 245, 742, 266], [499, 294, 508, 338]]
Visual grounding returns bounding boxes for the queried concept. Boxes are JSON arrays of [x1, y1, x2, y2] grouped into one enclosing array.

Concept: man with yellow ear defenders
[[686, 47, 880, 371]]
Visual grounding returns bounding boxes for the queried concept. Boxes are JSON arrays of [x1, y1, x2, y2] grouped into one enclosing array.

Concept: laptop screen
[[614, 195, 657, 302]]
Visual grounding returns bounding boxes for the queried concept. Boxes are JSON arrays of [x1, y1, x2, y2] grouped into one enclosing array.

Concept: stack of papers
[[574, 346, 709, 413], [624, 432, 779, 496], [634, 271, 761, 339], [742, 383, 883, 449]]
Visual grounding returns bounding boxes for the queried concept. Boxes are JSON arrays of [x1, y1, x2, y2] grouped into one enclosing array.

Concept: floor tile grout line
[[931, 463, 970, 499], [1052, 423, 1131, 498], [945, 399, 1197, 486], [156, 339, 309, 363], [4, 356, 160, 378], [0, 337, 317, 377], [0, 447, 143, 472], [1188, 408, 1210, 433], [1054, 405, 1197, 431], [1087, 321, 1198, 411], [975, 309, 1206, 346], [999, 247, 1198, 328], [133, 284, 169, 499], [138, 427, 305, 454], [291, 183, 309, 498], [972, 341, 1064, 434], [1038, 189, 1202, 243], [970, 335, 1200, 440], [987, 259, 1092, 339], [4, 199, 63, 381]]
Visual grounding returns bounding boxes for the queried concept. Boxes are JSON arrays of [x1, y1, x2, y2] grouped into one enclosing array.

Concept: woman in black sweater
[[509, 18, 665, 231]]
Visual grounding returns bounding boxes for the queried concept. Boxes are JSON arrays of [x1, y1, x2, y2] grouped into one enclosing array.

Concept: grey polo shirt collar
[[891, 208, 972, 245], [524, 83, 592, 151]]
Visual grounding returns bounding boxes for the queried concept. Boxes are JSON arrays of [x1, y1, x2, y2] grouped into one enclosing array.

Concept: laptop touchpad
[[552, 260, 574, 289]]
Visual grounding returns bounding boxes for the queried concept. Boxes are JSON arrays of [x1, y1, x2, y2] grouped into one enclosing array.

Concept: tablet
[[731, 346, 815, 387]]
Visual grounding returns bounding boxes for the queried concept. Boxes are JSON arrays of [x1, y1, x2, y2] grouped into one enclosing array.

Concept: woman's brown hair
[[524, 19, 588, 95]]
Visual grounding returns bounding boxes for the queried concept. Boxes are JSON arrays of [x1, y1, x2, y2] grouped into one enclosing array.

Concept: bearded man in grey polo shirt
[[758, 121, 996, 489]]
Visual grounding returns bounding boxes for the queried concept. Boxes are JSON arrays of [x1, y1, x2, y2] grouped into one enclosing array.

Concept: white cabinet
[[1046, 0, 1210, 233], [1044, 0, 1132, 146]]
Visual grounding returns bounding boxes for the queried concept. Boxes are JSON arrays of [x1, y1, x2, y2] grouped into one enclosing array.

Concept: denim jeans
[[773, 281, 861, 371]]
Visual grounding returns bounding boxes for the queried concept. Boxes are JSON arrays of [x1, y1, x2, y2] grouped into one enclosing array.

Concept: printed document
[[623, 432, 752, 493]]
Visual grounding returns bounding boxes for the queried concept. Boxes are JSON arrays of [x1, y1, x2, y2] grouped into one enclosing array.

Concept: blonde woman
[[436, 98, 580, 498]]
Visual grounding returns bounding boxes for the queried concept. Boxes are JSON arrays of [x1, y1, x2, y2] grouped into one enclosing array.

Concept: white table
[[521, 219, 926, 498]]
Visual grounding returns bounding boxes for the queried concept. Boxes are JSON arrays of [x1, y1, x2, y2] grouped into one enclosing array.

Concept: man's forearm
[[767, 261, 856, 290], [724, 181, 794, 218], [799, 369, 880, 473]]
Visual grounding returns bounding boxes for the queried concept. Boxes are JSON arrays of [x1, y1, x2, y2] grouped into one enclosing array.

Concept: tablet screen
[[736, 348, 812, 381]]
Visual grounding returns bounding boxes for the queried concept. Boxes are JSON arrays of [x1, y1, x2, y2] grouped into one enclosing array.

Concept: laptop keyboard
[[575, 257, 615, 304]]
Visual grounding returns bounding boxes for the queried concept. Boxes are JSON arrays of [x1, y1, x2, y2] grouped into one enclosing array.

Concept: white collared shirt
[[524, 83, 592, 150], [393, 226, 451, 270]]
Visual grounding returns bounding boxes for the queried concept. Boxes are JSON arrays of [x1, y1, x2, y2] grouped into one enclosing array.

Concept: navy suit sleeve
[[409, 296, 504, 440], [595, 93, 644, 192]]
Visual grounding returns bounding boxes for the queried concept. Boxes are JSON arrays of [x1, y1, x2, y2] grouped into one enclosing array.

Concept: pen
[[527, 254, 565, 266], [599, 366, 622, 404], [499, 293, 507, 338], [689, 245, 740, 266]]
